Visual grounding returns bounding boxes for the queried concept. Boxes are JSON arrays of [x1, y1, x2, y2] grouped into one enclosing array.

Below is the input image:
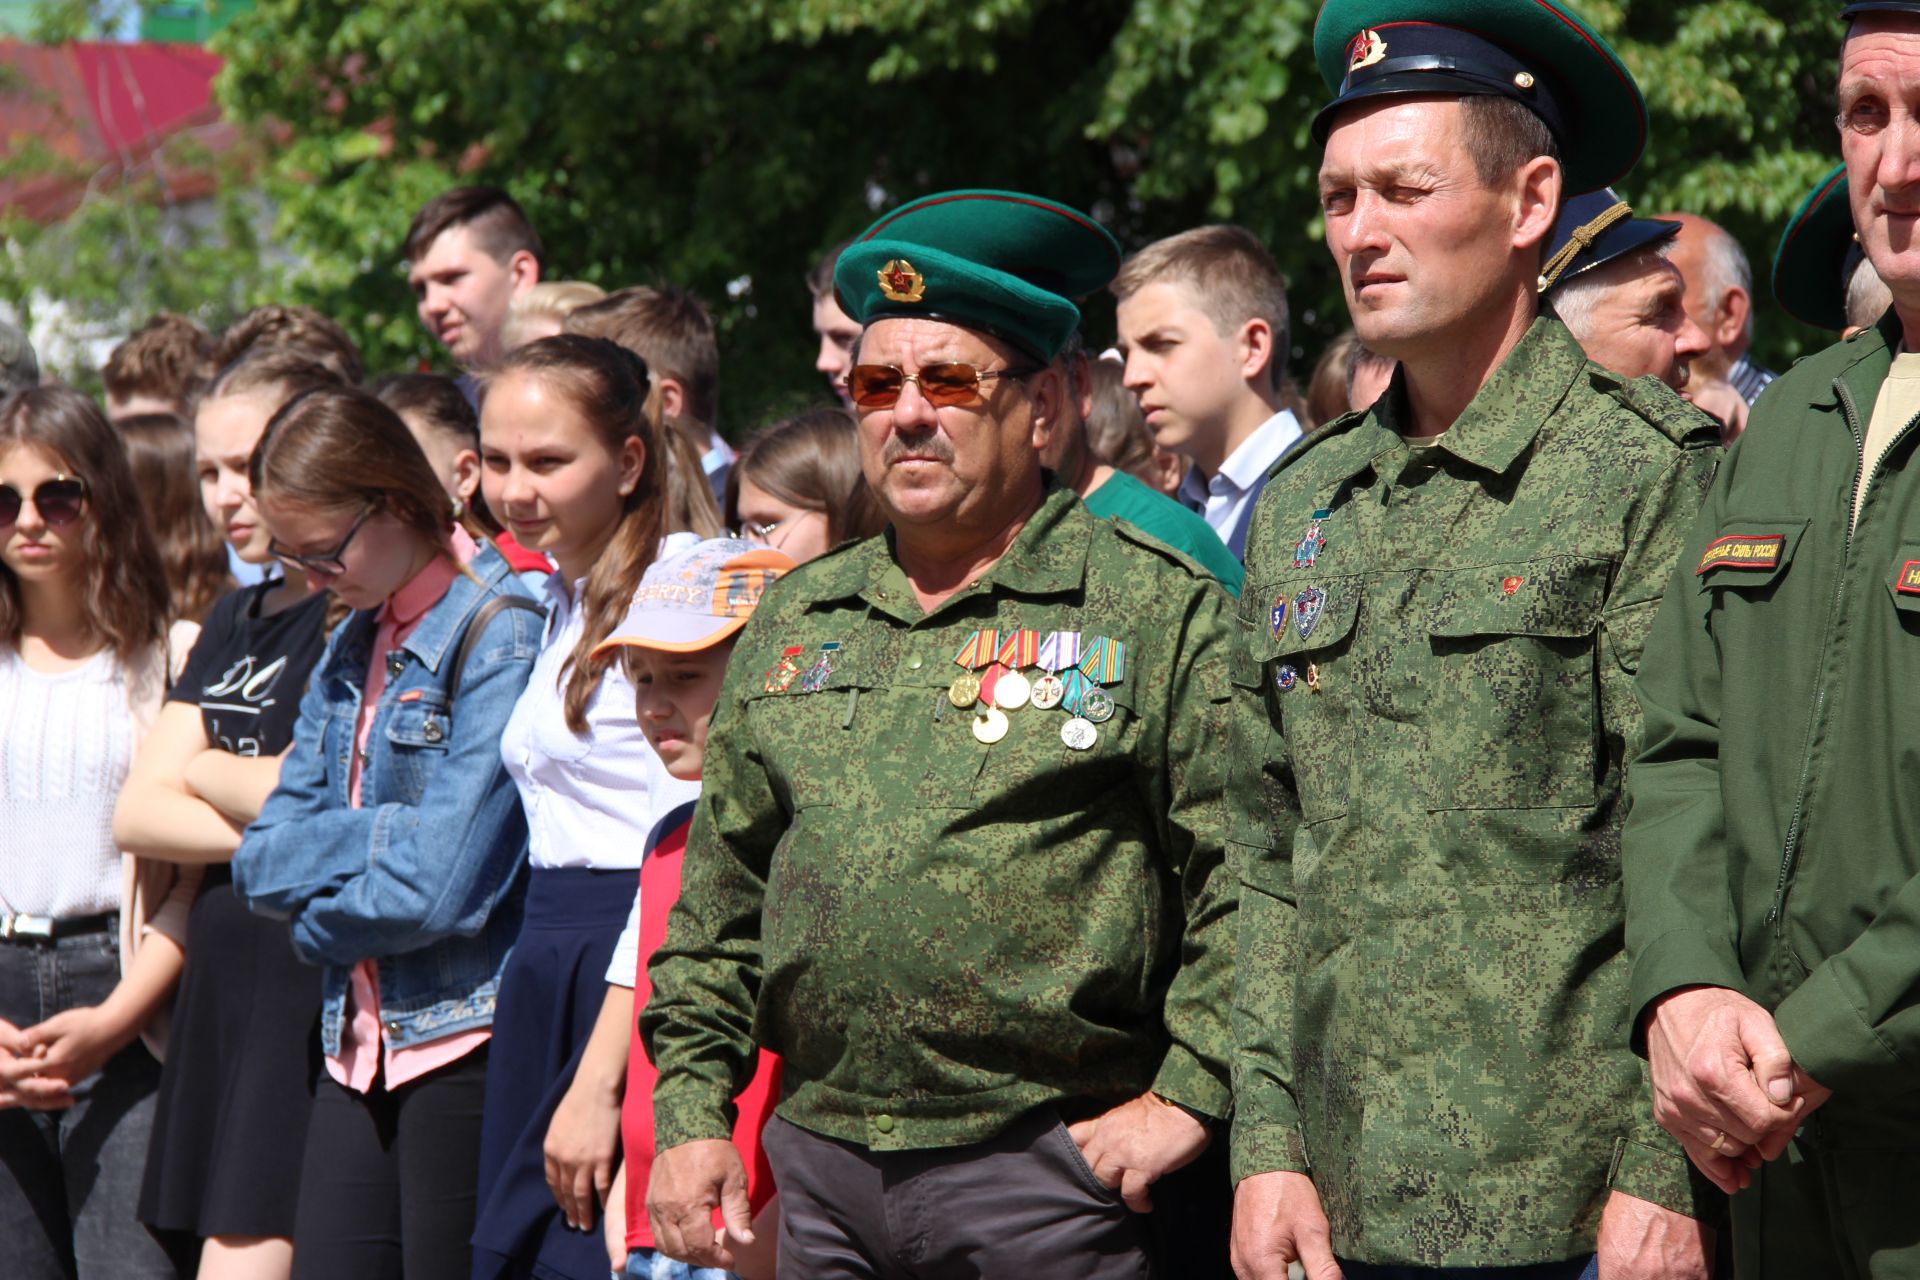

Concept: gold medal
[[1060, 716, 1097, 751], [972, 707, 1010, 744], [948, 672, 982, 708], [994, 669, 1032, 711], [1028, 673, 1066, 709]]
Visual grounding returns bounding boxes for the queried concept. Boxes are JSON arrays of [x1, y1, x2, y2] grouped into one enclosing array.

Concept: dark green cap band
[[1312, 0, 1646, 194], [834, 189, 1122, 364], [1773, 164, 1856, 332]]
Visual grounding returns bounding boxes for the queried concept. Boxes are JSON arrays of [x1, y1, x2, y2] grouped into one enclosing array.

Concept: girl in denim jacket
[[232, 387, 540, 1280]]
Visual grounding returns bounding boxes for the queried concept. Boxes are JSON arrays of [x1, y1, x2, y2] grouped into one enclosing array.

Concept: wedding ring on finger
[[1708, 1130, 1730, 1154]]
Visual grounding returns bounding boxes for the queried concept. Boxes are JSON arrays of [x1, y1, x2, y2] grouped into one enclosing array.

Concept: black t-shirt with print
[[168, 580, 329, 757]]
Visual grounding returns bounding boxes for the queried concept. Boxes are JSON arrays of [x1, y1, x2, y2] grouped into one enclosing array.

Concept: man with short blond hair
[[1113, 224, 1300, 559]]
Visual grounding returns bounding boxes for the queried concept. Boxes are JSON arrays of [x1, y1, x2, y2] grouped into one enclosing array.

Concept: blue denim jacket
[[234, 543, 541, 1056]]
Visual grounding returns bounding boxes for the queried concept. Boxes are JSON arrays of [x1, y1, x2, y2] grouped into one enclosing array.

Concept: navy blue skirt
[[471, 867, 636, 1280]]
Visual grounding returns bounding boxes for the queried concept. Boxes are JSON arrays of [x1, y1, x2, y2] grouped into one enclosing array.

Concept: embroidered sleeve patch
[[1696, 534, 1784, 576], [1896, 560, 1920, 595]]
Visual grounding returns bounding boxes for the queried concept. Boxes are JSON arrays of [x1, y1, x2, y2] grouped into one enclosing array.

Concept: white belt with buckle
[[0, 913, 57, 941]]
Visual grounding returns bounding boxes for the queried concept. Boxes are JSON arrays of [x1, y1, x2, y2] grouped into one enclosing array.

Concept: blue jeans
[[0, 931, 193, 1280], [616, 1248, 736, 1280], [1338, 1260, 1598, 1280]]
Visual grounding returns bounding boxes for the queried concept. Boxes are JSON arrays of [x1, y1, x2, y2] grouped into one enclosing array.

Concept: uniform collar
[[1288, 315, 1584, 504], [1820, 306, 1902, 415], [818, 481, 1089, 624]]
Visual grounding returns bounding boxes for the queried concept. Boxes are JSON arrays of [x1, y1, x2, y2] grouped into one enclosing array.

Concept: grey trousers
[[763, 1110, 1153, 1280], [0, 932, 193, 1280]]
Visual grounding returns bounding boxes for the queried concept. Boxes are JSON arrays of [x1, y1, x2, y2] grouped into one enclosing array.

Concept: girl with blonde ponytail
[[470, 335, 703, 1280]]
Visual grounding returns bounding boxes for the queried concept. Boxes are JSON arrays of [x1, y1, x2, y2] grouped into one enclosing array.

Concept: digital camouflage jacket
[[1227, 317, 1721, 1265], [644, 485, 1238, 1153]]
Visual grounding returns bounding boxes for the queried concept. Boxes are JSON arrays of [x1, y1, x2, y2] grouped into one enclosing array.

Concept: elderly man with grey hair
[[1540, 190, 1712, 395], [1659, 211, 1778, 404]]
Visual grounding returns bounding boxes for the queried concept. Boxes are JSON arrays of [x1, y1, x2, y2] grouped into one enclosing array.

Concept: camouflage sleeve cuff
[[1776, 961, 1905, 1102], [1150, 1043, 1233, 1121], [651, 1085, 737, 1152], [1627, 928, 1747, 1055], [1229, 1120, 1310, 1183], [1608, 1137, 1724, 1223]]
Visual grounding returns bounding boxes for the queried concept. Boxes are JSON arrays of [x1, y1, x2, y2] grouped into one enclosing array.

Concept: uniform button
[[385, 1021, 400, 1035], [906, 657, 924, 671], [874, 1113, 895, 1134]]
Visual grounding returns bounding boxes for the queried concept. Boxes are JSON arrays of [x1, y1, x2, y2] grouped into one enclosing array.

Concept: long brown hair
[[249, 386, 457, 569], [117, 412, 233, 622], [484, 334, 665, 733], [0, 386, 169, 659], [726, 406, 884, 547]]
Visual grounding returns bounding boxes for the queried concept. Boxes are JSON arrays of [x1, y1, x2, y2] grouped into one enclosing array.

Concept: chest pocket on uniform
[[1422, 556, 1607, 812], [1252, 575, 1362, 826], [746, 650, 991, 812], [1694, 520, 1805, 602]]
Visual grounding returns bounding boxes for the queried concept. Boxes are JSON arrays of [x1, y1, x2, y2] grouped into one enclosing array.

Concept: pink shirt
[[328, 529, 492, 1093]]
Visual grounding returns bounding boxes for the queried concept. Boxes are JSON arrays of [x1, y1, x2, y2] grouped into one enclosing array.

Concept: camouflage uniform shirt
[[645, 485, 1238, 1153], [1227, 317, 1720, 1265]]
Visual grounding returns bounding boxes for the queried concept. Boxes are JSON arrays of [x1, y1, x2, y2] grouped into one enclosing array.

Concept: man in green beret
[[641, 189, 1239, 1279], [1772, 162, 1893, 341], [1623, 6, 1920, 1274], [1226, 1, 1723, 1277]]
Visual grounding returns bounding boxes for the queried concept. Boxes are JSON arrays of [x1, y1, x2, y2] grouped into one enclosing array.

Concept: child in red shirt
[[546, 539, 790, 1280]]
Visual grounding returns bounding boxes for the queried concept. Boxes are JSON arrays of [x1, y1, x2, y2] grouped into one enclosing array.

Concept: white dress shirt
[[1176, 409, 1303, 559], [499, 557, 702, 873]]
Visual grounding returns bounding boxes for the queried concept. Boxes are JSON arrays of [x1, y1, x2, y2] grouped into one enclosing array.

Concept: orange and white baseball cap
[[593, 538, 794, 656]]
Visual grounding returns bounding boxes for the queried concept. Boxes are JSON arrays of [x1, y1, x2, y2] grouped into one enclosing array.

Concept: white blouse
[[0, 647, 133, 918], [500, 561, 701, 873]]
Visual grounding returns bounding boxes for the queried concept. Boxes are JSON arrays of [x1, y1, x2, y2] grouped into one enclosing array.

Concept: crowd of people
[[3, 0, 1919, 1279]]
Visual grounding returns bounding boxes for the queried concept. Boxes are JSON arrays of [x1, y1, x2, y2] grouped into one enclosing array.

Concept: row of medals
[[948, 664, 1114, 750]]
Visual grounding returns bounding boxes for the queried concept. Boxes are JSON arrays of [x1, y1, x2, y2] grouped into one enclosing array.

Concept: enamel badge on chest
[[1294, 587, 1327, 641], [1293, 509, 1330, 570]]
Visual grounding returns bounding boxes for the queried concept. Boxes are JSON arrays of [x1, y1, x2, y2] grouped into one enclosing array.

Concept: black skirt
[[471, 866, 635, 1280], [138, 866, 323, 1239]]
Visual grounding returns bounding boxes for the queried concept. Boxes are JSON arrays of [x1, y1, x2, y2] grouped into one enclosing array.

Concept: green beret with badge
[[1772, 163, 1859, 333], [832, 189, 1122, 363], [1311, 0, 1647, 194]]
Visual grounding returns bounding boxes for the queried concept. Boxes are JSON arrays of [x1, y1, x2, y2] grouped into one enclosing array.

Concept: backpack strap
[[451, 595, 543, 693]]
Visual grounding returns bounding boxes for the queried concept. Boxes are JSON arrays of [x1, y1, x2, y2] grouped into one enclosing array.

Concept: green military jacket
[[644, 485, 1238, 1154], [1228, 317, 1720, 1265], [1626, 310, 1920, 1138]]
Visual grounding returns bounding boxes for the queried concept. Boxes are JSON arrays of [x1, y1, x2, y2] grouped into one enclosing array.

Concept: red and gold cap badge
[[877, 258, 926, 304]]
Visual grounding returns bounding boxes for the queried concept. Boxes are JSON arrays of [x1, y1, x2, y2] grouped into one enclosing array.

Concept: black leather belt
[[0, 911, 118, 943]]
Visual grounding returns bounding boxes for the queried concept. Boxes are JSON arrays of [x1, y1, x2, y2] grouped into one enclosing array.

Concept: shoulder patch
[[1696, 533, 1784, 576], [1607, 376, 1722, 449]]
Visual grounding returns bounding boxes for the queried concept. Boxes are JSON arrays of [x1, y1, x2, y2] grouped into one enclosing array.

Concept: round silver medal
[[1080, 688, 1116, 724], [1060, 716, 1098, 751]]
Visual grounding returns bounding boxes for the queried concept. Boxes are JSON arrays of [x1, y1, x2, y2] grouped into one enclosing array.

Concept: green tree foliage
[[13, 0, 1862, 416]]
